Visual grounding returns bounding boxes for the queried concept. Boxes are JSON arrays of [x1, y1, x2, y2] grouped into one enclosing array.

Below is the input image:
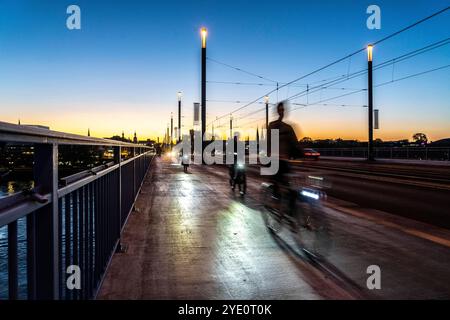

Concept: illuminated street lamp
[[200, 27, 207, 163], [367, 44, 374, 161], [201, 27, 207, 49], [367, 44, 373, 62]]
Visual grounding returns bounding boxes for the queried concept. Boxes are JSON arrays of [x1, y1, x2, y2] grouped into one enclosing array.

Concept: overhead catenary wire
[[207, 80, 309, 87], [375, 63, 450, 87], [286, 37, 450, 101], [207, 99, 270, 104], [234, 63, 450, 130], [226, 37, 450, 123], [207, 7, 450, 125], [206, 57, 278, 83], [290, 63, 450, 113], [293, 103, 366, 108], [207, 80, 343, 88]]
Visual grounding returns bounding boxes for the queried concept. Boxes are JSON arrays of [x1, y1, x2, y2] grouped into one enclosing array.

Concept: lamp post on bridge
[[166, 124, 169, 150], [264, 95, 269, 131], [201, 27, 207, 163], [229, 115, 233, 139], [177, 91, 182, 143], [170, 113, 174, 150], [367, 44, 374, 161]]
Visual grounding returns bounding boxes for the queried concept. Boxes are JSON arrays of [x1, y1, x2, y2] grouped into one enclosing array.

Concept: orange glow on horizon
[[3, 107, 449, 144]]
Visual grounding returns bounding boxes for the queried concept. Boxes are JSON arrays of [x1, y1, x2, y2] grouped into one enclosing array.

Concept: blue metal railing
[[0, 121, 153, 300], [315, 147, 450, 161]]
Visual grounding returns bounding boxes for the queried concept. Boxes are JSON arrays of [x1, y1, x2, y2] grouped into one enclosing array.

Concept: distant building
[[108, 135, 131, 143], [23, 124, 50, 130], [139, 139, 155, 147]]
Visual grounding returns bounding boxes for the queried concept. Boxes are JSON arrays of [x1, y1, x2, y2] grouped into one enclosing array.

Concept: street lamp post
[[170, 113, 173, 150], [367, 45, 374, 161], [264, 95, 269, 131], [201, 27, 207, 163], [166, 124, 169, 150], [229, 115, 233, 139], [177, 91, 182, 143]]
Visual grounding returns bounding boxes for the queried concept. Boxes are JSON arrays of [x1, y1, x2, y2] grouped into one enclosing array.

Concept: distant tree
[[412, 133, 428, 145], [299, 137, 313, 145]]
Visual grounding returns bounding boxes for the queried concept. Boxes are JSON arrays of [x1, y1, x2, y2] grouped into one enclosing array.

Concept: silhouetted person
[[180, 149, 189, 173], [228, 133, 240, 187], [155, 144, 162, 157], [268, 101, 303, 200]]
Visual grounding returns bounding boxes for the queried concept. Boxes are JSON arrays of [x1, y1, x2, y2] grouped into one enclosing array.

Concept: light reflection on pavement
[[99, 157, 450, 299]]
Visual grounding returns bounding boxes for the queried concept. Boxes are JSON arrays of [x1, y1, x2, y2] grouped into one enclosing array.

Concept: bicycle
[[260, 174, 332, 258]]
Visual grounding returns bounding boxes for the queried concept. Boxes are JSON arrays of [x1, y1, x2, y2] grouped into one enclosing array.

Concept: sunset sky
[[0, 0, 449, 142]]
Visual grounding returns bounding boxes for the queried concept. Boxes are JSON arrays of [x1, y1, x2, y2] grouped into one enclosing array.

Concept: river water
[[1, 184, 90, 299], [0, 183, 29, 299]]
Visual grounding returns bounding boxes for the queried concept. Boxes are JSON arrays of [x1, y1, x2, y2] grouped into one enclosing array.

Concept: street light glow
[[201, 27, 207, 48], [367, 44, 373, 62], [177, 91, 183, 101], [264, 96, 269, 104]]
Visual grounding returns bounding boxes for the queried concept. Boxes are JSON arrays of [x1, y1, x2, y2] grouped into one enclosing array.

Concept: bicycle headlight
[[300, 189, 320, 200]]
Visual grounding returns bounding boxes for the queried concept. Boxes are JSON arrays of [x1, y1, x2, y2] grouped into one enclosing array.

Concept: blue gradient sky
[[0, 0, 449, 141]]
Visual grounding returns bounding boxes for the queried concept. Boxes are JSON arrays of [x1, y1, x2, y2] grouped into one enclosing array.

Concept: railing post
[[33, 143, 59, 299], [140, 148, 143, 181], [132, 147, 136, 198], [114, 146, 124, 252]]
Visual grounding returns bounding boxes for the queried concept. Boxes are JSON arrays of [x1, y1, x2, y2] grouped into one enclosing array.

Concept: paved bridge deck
[[98, 156, 450, 299]]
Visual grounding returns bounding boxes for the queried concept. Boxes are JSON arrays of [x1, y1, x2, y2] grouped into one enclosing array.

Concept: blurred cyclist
[[228, 133, 240, 187], [268, 101, 303, 204]]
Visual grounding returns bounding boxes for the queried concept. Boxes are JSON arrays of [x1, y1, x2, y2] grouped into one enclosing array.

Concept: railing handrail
[[0, 124, 155, 300], [0, 121, 149, 148], [314, 146, 450, 150], [311, 146, 450, 162], [0, 150, 152, 226]]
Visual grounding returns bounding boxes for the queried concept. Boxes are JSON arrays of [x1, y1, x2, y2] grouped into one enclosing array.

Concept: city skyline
[[0, 0, 449, 141]]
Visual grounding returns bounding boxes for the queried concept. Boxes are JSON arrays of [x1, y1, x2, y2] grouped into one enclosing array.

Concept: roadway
[[290, 158, 450, 229], [98, 156, 450, 299]]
